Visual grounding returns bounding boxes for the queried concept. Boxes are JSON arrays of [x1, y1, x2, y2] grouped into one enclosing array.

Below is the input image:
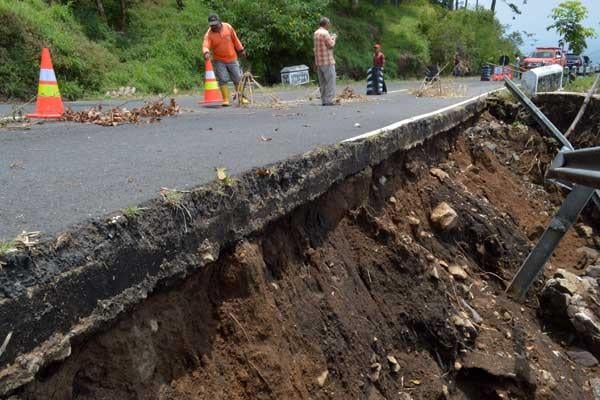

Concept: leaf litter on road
[[62, 98, 180, 126]]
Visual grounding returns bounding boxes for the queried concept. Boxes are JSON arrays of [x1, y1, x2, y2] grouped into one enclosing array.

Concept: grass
[[161, 189, 184, 206], [0, 240, 16, 256], [564, 75, 599, 93], [122, 206, 146, 218]]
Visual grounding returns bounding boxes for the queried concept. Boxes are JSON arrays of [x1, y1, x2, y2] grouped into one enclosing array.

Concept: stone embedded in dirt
[[448, 264, 468, 280], [461, 299, 483, 324], [419, 230, 434, 238], [429, 266, 440, 280], [317, 370, 329, 387], [149, 319, 158, 333], [388, 196, 397, 204], [454, 361, 462, 370], [430, 168, 449, 181], [387, 355, 401, 373], [407, 216, 421, 226], [566, 350, 599, 367], [577, 247, 600, 267], [541, 269, 600, 359], [425, 254, 435, 262], [539, 369, 558, 390], [554, 268, 583, 295], [369, 363, 382, 382], [586, 265, 600, 279], [430, 202, 458, 231], [576, 224, 594, 239], [483, 141, 498, 152], [592, 378, 600, 400]]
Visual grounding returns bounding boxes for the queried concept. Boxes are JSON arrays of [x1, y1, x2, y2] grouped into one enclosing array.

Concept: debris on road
[[105, 86, 137, 98], [339, 86, 365, 102], [62, 98, 180, 126]]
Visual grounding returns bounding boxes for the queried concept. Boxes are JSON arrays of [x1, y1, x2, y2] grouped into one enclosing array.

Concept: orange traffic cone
[[27, 48, 64, 119], [202, 59, 223, 107]]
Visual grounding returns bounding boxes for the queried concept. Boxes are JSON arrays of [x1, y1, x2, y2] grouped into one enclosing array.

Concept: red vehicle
[[522, 47, 566, 70]]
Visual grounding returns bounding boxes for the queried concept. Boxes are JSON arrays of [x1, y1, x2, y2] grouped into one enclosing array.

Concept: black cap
[[208, 14, 220, 26]]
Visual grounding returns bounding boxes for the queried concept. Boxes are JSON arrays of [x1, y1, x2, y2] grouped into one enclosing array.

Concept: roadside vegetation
[[0, 0, 521, 100], [564, 75, 599, 93]]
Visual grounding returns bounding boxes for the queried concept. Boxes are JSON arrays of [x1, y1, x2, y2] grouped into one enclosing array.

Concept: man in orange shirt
[[202, 14, 247, 106]]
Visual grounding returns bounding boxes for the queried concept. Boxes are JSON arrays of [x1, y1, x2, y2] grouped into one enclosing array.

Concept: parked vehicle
[[580, 55, 592, 75], [522, 47, 567, 70], [566, 53, 583, 69]]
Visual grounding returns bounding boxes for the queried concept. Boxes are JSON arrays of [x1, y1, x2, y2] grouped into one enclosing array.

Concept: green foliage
[[427, 7, 517, 73], [564, 75, 598, 93], [547, 0, 597, 55], [122, 206, 146, 218], [0, 0, 116, 100], [0, 240, 16, 256], [210, 0, 328, 83], [0, 0, 519, 99]]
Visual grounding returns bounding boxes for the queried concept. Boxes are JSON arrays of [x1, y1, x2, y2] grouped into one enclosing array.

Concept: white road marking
[[387, 89, 409, 94], [342, 87, 505, 143]]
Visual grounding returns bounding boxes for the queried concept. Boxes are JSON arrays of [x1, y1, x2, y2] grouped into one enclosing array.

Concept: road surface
[[0, 79, 502, 239]]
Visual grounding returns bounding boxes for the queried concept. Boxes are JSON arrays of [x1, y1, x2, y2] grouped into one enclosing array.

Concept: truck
[[522, 47, 567, 70]]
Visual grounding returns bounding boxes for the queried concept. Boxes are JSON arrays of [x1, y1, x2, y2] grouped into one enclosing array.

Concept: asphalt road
[[0, 79, 503, 240]]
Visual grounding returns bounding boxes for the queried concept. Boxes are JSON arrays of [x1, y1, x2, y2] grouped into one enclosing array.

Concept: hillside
[[0, 0, 518, 100]]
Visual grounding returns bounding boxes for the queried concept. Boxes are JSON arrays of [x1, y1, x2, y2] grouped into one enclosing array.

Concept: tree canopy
[[547, 0, 597, 54]]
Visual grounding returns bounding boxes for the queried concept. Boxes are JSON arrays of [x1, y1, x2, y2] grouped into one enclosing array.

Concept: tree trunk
[[464, 0, 468, 8], [95, 0, 106, 19], [455, 0, 459, 10], [119, 0, 127, 32], [352, 0, 359, 9], [491, 0, 497, 12]]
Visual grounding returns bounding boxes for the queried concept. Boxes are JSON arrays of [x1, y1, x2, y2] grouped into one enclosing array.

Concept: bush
[[211, 0, 328, 84]]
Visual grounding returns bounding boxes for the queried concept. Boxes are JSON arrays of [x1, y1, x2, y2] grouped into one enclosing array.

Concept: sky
[[477, 0, 600, 59]]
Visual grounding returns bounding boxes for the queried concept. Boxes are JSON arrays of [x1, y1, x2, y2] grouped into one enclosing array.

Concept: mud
[[6, 95, 600, 399]]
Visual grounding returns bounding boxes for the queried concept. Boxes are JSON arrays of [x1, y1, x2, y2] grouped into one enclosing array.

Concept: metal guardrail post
[[507, 184, 595, 301], [547, 147, 600, 188], [503, 78, 600, 300], [503, 78, 573, 150]]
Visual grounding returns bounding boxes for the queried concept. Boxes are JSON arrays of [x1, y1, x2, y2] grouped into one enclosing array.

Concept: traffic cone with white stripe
[[27, 48, 64, 119], [202, 59, 223, 107]]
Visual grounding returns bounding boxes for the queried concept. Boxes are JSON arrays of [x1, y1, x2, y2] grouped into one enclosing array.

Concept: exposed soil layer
[[15, 100, 600, 399]]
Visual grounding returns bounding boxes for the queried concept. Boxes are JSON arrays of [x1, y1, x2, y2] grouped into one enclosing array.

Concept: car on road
[[522, 47, 567, 70], [566, 53, 583, 69], [579, 55, 592, 75]]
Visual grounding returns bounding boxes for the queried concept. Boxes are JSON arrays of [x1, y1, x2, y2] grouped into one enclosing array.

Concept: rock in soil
[[430, 202, 458, 230], [566, 350, 599, 367]]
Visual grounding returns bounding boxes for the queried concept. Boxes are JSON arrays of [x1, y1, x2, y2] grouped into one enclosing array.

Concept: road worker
[[202, 14, 247, 106]]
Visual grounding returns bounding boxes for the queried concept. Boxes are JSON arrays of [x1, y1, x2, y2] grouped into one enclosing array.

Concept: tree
[[547, 0, 597, 54], [94, 0, 106, 20]]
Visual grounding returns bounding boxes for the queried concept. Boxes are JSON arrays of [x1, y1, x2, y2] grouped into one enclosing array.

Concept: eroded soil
[[18, 101, 600, 400]]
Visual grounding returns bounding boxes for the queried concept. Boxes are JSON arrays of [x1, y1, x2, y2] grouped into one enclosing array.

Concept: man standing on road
[[203, 14, 247, 106], [372, 44, 387, 94], [314, 17, 338, 106]]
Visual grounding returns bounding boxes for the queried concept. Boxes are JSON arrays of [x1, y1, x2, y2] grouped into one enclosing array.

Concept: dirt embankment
[[13, 97, 600, 400]]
